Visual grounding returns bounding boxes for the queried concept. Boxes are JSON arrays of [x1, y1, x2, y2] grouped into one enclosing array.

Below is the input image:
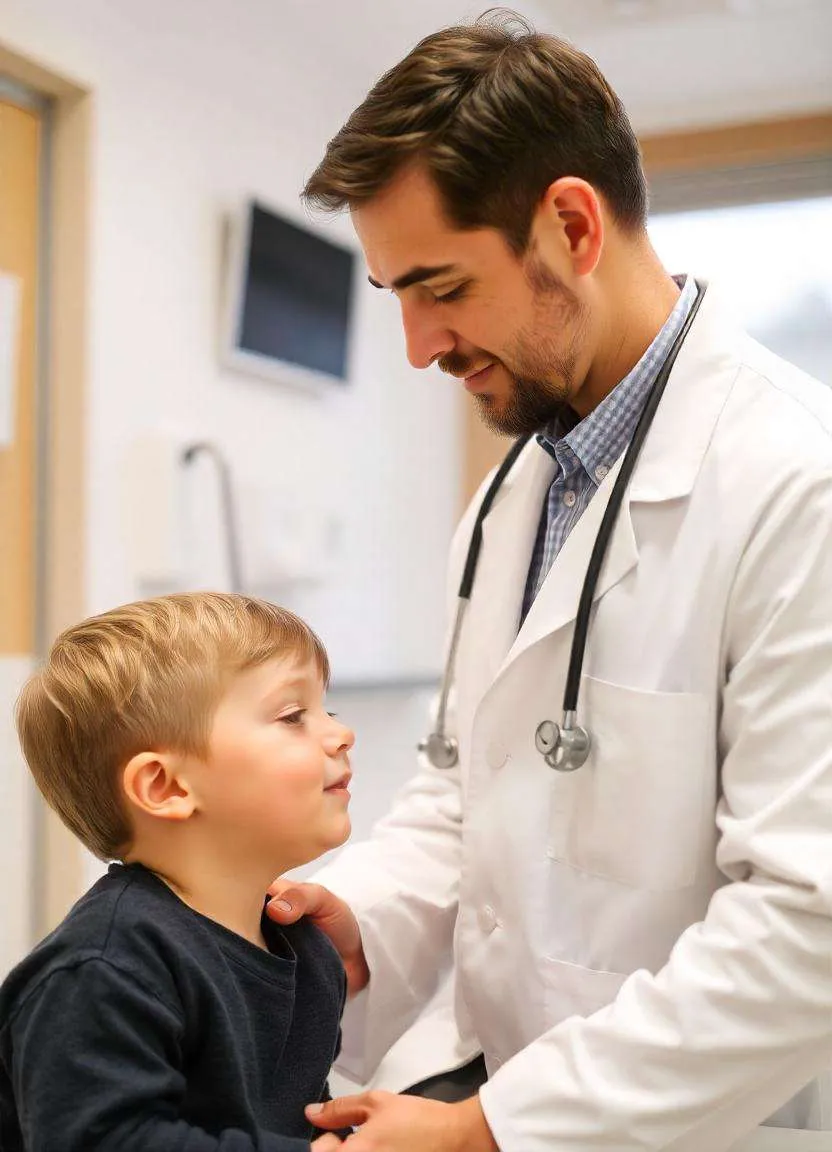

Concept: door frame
[[0, 43, 91, 936]]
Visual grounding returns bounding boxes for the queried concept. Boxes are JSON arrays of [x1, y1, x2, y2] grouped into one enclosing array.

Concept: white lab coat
[[315, 285, 832, 1151]]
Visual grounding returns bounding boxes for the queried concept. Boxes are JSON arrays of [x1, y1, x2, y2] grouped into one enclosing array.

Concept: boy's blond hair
[[15, 592, 330, 861]]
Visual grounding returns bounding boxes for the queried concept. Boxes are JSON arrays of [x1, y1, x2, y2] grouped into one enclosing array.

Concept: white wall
[[1, 0, 463, 686], [0, 658, 35, 972]]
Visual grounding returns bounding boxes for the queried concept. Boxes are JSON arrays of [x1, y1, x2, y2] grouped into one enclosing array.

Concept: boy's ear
[[122, 752, 196, 822]]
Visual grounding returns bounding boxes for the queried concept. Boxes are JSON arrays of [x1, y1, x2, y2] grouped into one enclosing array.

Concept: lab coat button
[[478, 905, 498, 934], [485, 741, 508, 769]]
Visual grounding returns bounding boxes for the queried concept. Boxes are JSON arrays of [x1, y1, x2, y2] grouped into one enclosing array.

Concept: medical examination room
[[1, 1, 831, 1149]]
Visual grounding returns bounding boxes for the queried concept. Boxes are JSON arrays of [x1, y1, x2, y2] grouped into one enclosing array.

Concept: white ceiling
[[540, 0, 826, 31], [296, 0, 832, 135], [4, 0, 827, 137]]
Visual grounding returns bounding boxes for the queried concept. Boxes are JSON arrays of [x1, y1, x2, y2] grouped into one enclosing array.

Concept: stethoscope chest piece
[[535, 716, 591, 772], [418, 731, 460, 770]]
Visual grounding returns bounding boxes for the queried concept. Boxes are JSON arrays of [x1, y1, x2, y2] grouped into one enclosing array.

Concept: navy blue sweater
[[0, 863, 346, 1151]]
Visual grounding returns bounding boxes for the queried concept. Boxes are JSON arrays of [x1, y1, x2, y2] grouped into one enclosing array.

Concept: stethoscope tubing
[[563, 280, 705, 710], [424, 280, 706, 769], [430, 432, 532, 744]]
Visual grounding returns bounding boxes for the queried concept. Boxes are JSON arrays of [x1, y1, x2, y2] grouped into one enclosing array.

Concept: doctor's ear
[[122, 751, 196, 822], [537, 176, 604, 277]]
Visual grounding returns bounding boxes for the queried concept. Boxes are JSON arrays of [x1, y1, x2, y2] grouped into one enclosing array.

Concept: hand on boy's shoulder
[[267, 881, 370, 997]]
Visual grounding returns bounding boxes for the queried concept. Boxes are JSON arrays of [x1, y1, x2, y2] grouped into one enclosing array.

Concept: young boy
[[0, 592, 355, 1151]]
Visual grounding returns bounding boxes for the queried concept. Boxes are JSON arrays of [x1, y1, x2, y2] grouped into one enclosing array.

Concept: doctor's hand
[[305, 1091, 499, 1152], [266, 879, 370, 997]]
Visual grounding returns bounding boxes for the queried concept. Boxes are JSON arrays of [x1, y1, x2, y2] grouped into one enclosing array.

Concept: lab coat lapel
[[469, 441, 556, 685], [496, 281, 739, 675], [506, 453, 638, 668]]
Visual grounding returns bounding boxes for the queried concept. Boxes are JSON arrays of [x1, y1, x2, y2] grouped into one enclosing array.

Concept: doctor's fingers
[[308, 1092, 469, 1152], [311, 1135, 345, 1150], [265, 878, 311, 924], [266, 882, 363, 957], [306, 1091, 390, 1131], [266, 879, 348, 925]]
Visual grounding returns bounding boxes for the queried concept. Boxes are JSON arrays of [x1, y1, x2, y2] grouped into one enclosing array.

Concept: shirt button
[[478, 905, 498, 934], [563, 490, 577, 508], [595, 464, 609, 482]]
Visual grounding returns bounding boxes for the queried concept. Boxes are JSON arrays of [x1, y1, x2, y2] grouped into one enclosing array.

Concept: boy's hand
[[311, 1136, 344, 1149], [266, 880, 370, 997]]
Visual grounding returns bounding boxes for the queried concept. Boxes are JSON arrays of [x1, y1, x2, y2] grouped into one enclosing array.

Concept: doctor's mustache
[[438, 350, 496, 379]]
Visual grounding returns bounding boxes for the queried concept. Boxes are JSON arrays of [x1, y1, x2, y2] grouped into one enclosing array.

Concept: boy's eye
[[279, 710, 305, 726]]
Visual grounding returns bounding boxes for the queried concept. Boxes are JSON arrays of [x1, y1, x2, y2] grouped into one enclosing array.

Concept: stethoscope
[[419, 280, 706, 773]]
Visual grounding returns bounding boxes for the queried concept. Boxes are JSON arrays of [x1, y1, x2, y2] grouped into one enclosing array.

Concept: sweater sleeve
[[7, 958, 311, 1152]]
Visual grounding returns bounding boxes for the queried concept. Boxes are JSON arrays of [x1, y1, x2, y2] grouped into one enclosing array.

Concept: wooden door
[[0, 91, 41, 972]]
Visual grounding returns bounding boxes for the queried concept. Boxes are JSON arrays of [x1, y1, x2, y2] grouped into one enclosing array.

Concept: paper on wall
[[0, 271, 22, 449]]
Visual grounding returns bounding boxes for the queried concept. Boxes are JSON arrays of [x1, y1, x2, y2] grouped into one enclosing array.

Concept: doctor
[[270, 11, 832, 1152]]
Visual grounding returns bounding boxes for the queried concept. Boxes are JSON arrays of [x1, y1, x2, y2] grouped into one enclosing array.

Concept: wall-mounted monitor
[[221, 199, 356, 390]]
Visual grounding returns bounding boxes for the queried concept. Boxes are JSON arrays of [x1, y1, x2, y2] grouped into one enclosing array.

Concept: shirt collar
[[537, 274, 697, 485]]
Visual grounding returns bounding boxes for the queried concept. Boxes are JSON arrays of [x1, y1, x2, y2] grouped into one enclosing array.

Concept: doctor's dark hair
[[15, 592, 330, 861], [303, 8, 647, 252]]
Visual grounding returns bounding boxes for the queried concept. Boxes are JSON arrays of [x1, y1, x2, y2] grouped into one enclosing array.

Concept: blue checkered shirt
[[521, 275, 696, 623]]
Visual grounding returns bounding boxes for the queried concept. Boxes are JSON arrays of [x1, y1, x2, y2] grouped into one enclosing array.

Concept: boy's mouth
[[324, 770, 352, 793]]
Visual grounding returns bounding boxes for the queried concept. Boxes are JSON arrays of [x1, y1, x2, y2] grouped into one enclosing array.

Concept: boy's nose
[[328, 718, 355, 756]]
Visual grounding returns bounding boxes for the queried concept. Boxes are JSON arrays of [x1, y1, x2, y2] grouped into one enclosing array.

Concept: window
[[649, 196, 832, 383]]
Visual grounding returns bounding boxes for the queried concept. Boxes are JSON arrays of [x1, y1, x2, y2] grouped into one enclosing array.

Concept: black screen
[[237, 203, 354, 381]]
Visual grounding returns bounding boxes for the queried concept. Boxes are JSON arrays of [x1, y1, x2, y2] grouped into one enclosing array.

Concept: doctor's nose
[[400, 300, 455, 370]]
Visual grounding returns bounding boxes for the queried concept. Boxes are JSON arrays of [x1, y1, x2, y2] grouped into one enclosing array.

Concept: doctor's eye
[[435, 283, 469, 304]]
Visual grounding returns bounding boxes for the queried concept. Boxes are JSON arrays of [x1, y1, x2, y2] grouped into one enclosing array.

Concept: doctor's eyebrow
[[368, 264, 460, 292]]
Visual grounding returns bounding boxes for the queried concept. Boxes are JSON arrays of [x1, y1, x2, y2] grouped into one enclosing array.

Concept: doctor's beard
[[440, 255, 590, 438]]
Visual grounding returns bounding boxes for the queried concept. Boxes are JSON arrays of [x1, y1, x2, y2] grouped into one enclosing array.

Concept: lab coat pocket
[[547, 676, 710, 890], [542, 955, 627, 1028]]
